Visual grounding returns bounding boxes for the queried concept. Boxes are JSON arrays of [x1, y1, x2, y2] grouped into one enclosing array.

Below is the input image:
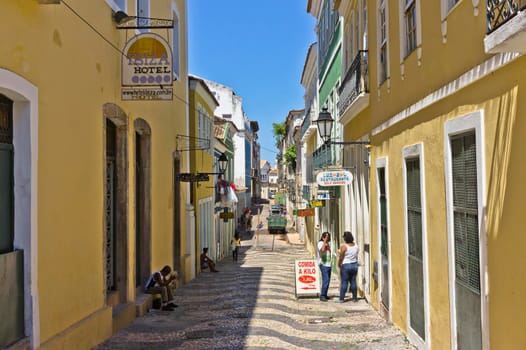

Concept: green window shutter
[[451, 133, 480, 294], [405, 157, 425, 340]]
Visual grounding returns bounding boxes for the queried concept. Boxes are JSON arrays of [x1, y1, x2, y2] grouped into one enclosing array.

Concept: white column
[[186, 204, 195, 280]]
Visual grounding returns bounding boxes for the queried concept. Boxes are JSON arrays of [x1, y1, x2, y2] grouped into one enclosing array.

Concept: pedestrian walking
[[317, 232, 332, 301], [231, 233, 241, 261], [336, 231, 359, 303]]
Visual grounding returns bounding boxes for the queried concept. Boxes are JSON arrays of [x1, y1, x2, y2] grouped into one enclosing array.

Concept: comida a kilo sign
[[294, 259, 320, 297], [122, 33, 173, 101]]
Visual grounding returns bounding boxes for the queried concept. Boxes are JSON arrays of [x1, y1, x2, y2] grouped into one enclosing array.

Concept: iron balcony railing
[[338, 50, 369, 115], [313, 143, 341, 169], [487, 0, 526, 33]]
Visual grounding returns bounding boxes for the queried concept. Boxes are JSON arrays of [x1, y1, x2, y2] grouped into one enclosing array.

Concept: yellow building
[[0, 1, 190, 349], [364, 0, 526, 349], [188, 76, 218, 276]]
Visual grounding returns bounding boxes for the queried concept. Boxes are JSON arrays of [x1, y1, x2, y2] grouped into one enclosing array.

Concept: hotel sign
[[316, 170, 353, 186], [122, 33, 173, 100]]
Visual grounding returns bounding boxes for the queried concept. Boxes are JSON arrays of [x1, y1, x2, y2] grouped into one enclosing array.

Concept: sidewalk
[[95, 219, 414, 350]]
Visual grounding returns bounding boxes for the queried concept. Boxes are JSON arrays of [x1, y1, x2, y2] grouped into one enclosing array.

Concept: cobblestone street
[[95, 207, 414, 350]]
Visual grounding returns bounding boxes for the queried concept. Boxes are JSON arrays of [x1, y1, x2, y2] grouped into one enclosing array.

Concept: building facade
[[0, 1, 190, 349], [188, 76, 218, 278]]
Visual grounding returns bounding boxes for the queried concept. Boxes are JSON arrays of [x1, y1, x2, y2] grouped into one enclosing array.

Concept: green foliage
[[272, 122, 286, 146], [284, 144, 297, 171]]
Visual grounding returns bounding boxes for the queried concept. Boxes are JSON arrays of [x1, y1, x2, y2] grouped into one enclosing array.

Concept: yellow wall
[[368, 51, 526, 349], [0, 0, 189, 348], [365, 0, 526, 347]]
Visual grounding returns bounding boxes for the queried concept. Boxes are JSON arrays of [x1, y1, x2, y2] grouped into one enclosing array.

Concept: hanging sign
[[219, 212, 235, 219], [297, 208, 315, 217], [316, 170, 353, 186], [294, 259, 320, 297], [122, 33, 173, 100], [310, 200, 324, 208]]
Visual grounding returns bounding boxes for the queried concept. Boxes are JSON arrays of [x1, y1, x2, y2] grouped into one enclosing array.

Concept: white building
[[198, 77, 254, 214], [259, 160, 271, 199]]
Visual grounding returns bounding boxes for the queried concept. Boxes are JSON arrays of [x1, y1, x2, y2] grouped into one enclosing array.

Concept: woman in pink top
[[336, 231, 359, 303]]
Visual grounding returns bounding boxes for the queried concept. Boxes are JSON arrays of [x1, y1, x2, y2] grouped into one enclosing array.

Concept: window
[[197, 104, 213, 153], [448, 0, 459, 11], [378, 0, 388, 84], [172, 11, 180, 79], [222, 114, 231, 119], [404, 0, 417, 55], [105, 0, 126, 12], [405, 156, 425, 341], [403, 143, 428, 346], [444, 111, 486, 349], [137, 0, 149, 18], [318, 0, 339, 69]]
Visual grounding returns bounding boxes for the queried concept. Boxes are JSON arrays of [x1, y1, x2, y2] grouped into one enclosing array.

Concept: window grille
[[451, 133, 480, 293], [405, 157, 425, 340]]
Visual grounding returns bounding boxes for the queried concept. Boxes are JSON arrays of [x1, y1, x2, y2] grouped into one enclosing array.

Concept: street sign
[[176, 173, 210, 182], [297, 208, 315, 217], [219, 212, 234, 219], [316, 170, 353, 186], [310, 200, 324, 207], [294, 259, 320, 298]]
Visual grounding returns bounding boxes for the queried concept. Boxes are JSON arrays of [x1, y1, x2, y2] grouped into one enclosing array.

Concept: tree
[[284, 144, 297, 172], [272, 122, 286, 147]]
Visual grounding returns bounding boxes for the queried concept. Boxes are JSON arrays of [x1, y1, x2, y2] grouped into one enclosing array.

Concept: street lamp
[[217, 152, 228, 174], [313, 107, 334, 144], [313, 108, 371, 147]]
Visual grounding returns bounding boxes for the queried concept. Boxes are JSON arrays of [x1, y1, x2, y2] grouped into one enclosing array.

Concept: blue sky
[[188, 1, 316, 167]]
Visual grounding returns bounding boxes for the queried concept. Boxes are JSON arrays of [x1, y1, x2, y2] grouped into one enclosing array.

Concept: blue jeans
[[319, 264, 331, 298], [340, 263, 358, 301]]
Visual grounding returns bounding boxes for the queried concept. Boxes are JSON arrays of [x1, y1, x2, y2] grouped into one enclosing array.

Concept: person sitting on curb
[[144, 265, 178, 311], [200, 247, 219, 272]]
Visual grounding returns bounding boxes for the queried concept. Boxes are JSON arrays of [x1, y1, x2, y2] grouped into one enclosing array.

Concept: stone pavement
[[95, 226, 415, 350]]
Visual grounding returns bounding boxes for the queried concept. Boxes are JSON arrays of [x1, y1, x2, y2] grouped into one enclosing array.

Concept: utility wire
[[60, 0, 191, 108], [61, 0, 127, 58]]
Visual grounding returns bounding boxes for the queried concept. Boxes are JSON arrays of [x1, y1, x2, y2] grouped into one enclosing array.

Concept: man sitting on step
[[144, 265, 178, 311]]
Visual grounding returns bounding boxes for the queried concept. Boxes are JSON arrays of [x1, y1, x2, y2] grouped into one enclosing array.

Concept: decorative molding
[[472, 0, 479, 16], [373, 52, 521, 135]]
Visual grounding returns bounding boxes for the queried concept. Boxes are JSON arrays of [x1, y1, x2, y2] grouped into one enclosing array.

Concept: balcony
[[485, 0, 526, 53], [338, 51, 369, 125], [313, 143, 341, 169]]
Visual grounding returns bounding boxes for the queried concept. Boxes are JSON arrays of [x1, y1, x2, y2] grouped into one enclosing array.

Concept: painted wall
[[0, 0, 189, 348], [370, 58, 526, 349], [366, 0, 526, 347]]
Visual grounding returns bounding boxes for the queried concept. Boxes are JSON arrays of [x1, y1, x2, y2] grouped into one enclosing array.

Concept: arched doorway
[[103, 103, 129, 306]]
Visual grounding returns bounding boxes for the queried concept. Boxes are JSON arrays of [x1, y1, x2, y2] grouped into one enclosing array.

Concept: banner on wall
[[121, 33, 173, 101]]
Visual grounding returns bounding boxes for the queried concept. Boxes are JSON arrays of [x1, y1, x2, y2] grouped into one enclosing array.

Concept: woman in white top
[[336, 231, 359, 303]]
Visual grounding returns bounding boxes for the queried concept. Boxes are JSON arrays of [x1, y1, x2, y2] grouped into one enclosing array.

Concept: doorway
[[134, 119, 151, 289], [103, 103, 128, 306]]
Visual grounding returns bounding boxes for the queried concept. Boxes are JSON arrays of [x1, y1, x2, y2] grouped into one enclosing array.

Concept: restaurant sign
[[316, 170, 353, 186], [294, 259, 320, 297], [122, 33, 173, 100]]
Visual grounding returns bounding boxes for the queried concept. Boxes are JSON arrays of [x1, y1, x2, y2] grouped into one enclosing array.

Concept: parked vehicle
[[267, 204, 287, 234]]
